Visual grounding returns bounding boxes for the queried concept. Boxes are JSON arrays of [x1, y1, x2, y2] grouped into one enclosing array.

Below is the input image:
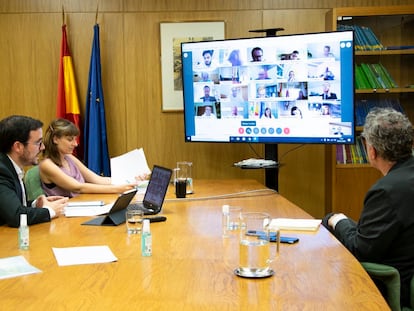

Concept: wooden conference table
[[0, 179, 389, 310]]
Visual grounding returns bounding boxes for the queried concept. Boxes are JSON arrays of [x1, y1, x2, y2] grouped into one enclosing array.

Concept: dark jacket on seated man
[[0, 153, 50, 227], [322, 108, 414, 308]]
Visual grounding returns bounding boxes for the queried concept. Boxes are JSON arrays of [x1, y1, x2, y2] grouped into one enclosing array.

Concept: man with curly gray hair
[[323, 108, 414, 309]]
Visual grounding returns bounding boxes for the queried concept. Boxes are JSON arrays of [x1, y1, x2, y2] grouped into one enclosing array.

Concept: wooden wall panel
[[0, 13, 61, 119], [124, 0, 263, 12], [263, 0, 413, 9], [94, 13, 128, 156], [0, 0, 123, 13], [3, 0, 410, 13], [0, 0, 407, 218], [263, 9, 327, 35]]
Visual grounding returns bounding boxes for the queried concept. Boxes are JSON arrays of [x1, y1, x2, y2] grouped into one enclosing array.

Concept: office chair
[[24, 165, 44, 201], [361, 262, 413, 311]]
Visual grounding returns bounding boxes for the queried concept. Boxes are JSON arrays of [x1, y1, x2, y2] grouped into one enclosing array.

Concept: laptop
[[128, 165, 172, 215], [81, 165, 172, 226]]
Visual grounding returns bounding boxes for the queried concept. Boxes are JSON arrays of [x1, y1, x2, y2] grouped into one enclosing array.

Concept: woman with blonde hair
[[39, 118, 137, 198]]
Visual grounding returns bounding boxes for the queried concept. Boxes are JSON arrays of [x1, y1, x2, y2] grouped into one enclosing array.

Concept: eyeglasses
[[24, 140, 44, 148]]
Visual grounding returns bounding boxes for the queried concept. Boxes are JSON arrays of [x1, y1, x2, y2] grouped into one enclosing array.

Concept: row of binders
[[338, 24, 384, 51], [355, 63, 398, 90], [339, 24, 408, 90], [355, 98, 404, 126], [337, 137, 414, 165], [336, 136, 368, 164]]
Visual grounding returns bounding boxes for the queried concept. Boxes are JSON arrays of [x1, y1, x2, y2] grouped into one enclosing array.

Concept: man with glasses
[[0, 115, 68, 227]]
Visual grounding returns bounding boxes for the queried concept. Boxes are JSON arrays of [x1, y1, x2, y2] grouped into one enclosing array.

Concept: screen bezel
[[181, 30, 355, 144]]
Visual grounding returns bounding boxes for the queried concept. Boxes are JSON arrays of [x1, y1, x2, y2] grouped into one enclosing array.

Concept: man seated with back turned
[[0, 115, 68, 227], [322, 108, 414, 309]]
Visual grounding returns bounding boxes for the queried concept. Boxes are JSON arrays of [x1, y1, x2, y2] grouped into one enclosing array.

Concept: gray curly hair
[[362, 107, 413, 162]]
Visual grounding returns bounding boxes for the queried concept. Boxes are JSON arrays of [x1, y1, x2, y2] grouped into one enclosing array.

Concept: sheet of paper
[[269, 218, 322, 231], [52, 246, 118, 266], [64, 203, 112, 217], [0, 255, 41, 279], [67, 201, 104, 207], [110, 148, 151, 185]]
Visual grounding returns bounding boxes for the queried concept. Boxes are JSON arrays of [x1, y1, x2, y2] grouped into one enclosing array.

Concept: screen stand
[[249, 28, 284, 192], [265, 143, 278, 191], [249, 28, 284, 37]]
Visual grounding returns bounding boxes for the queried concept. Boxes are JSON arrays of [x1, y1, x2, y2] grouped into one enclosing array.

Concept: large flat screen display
[[181, 31, 354, 144]]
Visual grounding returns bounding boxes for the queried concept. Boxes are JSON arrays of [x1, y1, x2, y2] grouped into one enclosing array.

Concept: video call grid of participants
[[190, 42, 342, 120]]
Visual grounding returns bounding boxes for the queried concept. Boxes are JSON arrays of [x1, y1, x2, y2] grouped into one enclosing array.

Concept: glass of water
[[222, 206, 242, 238], [126, 207, 143, 234], [235, 212, 279, 278]]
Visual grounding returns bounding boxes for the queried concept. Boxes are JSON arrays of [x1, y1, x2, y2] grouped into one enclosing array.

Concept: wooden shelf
[[326, 5, 414, 220], [336, 163, 372, 169], [355, 49, 414, 56], [356, 88, 414, 94]]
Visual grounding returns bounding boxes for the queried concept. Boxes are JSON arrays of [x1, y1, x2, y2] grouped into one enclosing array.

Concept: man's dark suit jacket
[[325, 156, 414, 307], [0, 153, 50, 227], [321, 92, 337, 100], [200, 96, 216, 102]]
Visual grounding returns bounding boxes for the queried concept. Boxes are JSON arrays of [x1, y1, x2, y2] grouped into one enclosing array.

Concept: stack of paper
[[269, 218, 321, 231], [110, 148, 151, 185]]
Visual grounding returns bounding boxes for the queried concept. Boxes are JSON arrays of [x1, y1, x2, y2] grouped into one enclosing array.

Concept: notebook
[[127, 165, 172, 215], [269, 218, 322, 232]]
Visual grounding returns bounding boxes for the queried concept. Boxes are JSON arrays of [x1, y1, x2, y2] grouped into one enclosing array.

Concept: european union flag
[[84, 24, 111, 176]]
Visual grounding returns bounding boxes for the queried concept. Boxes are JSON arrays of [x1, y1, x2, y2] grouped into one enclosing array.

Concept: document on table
[[67, 201, 104, 207], [0, 255, 41, 279], [52, 246, 118, 266], [64, 203, 112, 217], [110, 148, 151, 185], [269, 218, 322, 231]]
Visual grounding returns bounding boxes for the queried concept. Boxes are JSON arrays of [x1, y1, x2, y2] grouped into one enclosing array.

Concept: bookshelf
[[325, 5, 414, 220]]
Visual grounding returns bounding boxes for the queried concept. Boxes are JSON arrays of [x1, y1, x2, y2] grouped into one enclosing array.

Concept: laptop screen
[[143, 165, 172, 209]]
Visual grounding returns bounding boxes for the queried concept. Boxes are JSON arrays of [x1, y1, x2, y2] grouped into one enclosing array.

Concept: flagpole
[[95, 0, 99, 24]]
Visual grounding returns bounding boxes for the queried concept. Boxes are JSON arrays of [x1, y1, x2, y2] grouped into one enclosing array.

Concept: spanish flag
[[57, 24, 82, 157]]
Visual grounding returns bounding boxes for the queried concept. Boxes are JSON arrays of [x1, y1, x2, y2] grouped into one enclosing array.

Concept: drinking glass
[[235, 212, 279, 278], [176, 161, 193, 194], [126, 207, 143, 234]]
